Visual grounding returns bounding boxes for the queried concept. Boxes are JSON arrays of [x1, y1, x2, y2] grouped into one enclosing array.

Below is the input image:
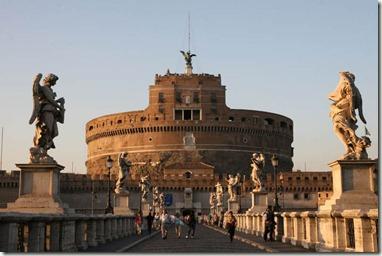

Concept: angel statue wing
[[29, 73, 43, 124], [352, 85, 367, 124]]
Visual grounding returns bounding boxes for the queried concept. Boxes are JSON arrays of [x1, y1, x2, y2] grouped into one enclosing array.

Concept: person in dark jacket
[[146, 210, 154, 234], [185, 211, 196, 238], [225, 211, 237, 242], [263, 206, 276, 241]]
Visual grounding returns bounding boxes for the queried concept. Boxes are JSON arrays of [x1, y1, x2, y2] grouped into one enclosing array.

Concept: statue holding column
[[115, 152, 132, 194], [251, 152, 265, 192], [139, 174, 151, 202], [215, 181, 223, 207], [329, 71, 371, 160], [29, 73, 65, 163]]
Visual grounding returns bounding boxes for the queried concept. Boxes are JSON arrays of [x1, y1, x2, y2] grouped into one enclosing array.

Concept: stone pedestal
[[246, 191, 268, 214], [114, 192, 134, 216], [6, 163, 73, 214], [319, 160, 377, 212], [317, 159, 378, 252], [228, 200, 239, 214]]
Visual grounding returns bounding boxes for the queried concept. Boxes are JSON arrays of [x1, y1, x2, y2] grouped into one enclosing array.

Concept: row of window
[[87, 125, 292, 142], [88, 116, 292, 132], [284, 176, 329, 181]]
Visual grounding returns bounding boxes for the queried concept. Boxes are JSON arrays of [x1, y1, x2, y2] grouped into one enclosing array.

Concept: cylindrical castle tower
[[85, 71, 294, 178]]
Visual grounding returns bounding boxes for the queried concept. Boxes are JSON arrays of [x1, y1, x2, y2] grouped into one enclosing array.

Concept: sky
[[0, 0, 378, 174]]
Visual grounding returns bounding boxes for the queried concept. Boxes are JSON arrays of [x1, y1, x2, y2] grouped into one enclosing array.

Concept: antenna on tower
[[188, 12, 191, 52]]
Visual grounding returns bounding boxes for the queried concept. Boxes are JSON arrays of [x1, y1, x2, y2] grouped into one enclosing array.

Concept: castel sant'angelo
[[85, 52, 294, 181]]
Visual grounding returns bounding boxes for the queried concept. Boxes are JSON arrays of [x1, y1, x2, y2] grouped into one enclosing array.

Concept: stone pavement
[[83, 230, 160, 252], [125, 223, 264, 253], [83, 223, 314, 253], [205, 224, 314, 253]]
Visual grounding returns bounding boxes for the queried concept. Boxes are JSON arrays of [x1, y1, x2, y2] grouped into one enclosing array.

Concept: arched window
[[184, 171, 192, 179]]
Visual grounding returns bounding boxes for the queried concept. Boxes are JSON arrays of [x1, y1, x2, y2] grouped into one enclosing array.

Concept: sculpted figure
[[159, 192, 165, 208], [180, 50, 196, 67], [139, 174, 151, 202], [152, 186, 160, 208], [251, 153, 265, 192], [215, 182, 223, 206], [226, 174, 240, 201], [329, 71, 371, 160], [209, 192, 216, 209], [114, 152, 132, 194], [29, 73, 65, 163]]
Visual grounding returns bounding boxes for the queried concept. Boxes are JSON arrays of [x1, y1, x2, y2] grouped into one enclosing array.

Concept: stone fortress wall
[[85, 72, 294, 178], [0, 169, 332, 213]]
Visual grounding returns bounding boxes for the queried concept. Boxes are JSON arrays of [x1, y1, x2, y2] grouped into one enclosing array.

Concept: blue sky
[[0, 0, 378, 173]]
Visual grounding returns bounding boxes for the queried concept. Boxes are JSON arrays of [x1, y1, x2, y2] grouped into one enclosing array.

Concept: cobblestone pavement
[[205, 224, 314, 253], [125, 224, 264, 253]]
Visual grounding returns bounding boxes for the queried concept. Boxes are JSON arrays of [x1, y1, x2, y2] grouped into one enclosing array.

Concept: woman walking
[[160, 210, 170, 239], [174, 212, 183, 238], [135, 211, 142, 236], [225, 211, 237, 242]]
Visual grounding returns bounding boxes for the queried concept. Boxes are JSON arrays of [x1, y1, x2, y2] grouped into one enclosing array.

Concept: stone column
[[282, 213, 292, 243], [334, 217, 346, 250], [121, 217, 128, 237], [353, 217, 375, 252], [28, 221, 45, 252], [0, 222, 19, 252], [86, 219, 97, 247], [104, 218, 112, 241], [111, 218, 118, 240], [300, 212, 318, 250], [274, 213, 283, 241], [95, 218, 105, 244], [75, 219, 88, 250], [316, 212, 337, 252], [116, 218, 122, 238], [60, 220, 76, 252], [49, 221, 61, 251]]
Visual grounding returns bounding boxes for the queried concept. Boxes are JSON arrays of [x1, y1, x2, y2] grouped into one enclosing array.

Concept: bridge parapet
[[234, 209, 378, 252], [0, 212, 136, 252]]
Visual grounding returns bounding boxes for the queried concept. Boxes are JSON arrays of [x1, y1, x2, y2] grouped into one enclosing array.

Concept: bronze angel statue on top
[[328, 71, 371, 160], [180, 50, 196, 67], [29, 73, 65, 163]]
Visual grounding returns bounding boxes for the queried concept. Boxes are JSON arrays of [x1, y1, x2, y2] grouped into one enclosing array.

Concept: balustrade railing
[[0, 213, 136, 252], [233, 208, 378, 252]]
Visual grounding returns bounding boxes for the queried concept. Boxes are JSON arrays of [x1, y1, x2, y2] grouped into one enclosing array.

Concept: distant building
[[85, 69, 294, 179]]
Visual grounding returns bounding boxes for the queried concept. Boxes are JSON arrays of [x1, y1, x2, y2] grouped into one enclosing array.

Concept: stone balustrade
[[0, 212, 136, 252], [234, 208, 378, 252]]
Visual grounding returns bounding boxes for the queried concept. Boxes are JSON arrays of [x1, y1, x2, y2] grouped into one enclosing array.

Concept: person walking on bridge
[[225, 211, 237, 242], [160, 210, 171, 239], [185, 211, 196, 239]]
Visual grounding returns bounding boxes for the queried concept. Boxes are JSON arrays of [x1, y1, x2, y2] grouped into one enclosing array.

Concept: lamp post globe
[[105, 155, 114, 214], [271, 154, 281, 212]]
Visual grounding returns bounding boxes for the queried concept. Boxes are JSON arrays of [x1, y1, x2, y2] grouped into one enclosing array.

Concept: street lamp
[[105, 155, 114, 214], [271, 154, 281, 212]]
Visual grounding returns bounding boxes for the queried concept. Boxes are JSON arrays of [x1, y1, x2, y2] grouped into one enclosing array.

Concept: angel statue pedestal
[[6, 163, 73, 214], [246, 191, 268, 214], [114, 191, 134, 216], [319, 159, 377, 212], [227, 200, 240, 214]]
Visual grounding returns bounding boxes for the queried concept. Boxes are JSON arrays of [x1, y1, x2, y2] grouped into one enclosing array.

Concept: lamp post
[[271, 154, 281, 212], [105, 155, 114, 214]]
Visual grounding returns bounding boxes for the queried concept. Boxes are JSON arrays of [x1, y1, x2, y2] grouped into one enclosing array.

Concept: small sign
[[164, 194, 173, 206]]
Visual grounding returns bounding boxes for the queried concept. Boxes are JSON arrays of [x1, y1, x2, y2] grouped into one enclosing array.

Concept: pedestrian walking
[[263, 206, 276, 241], [153, 211, 160, 230], [146, 210, 154, 234], [185, 211, 196, 239], [160, 210, 171, 239], [174, 212, 183, 238], [225, 211, 237, 242], [135, 211, 142, 236]]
